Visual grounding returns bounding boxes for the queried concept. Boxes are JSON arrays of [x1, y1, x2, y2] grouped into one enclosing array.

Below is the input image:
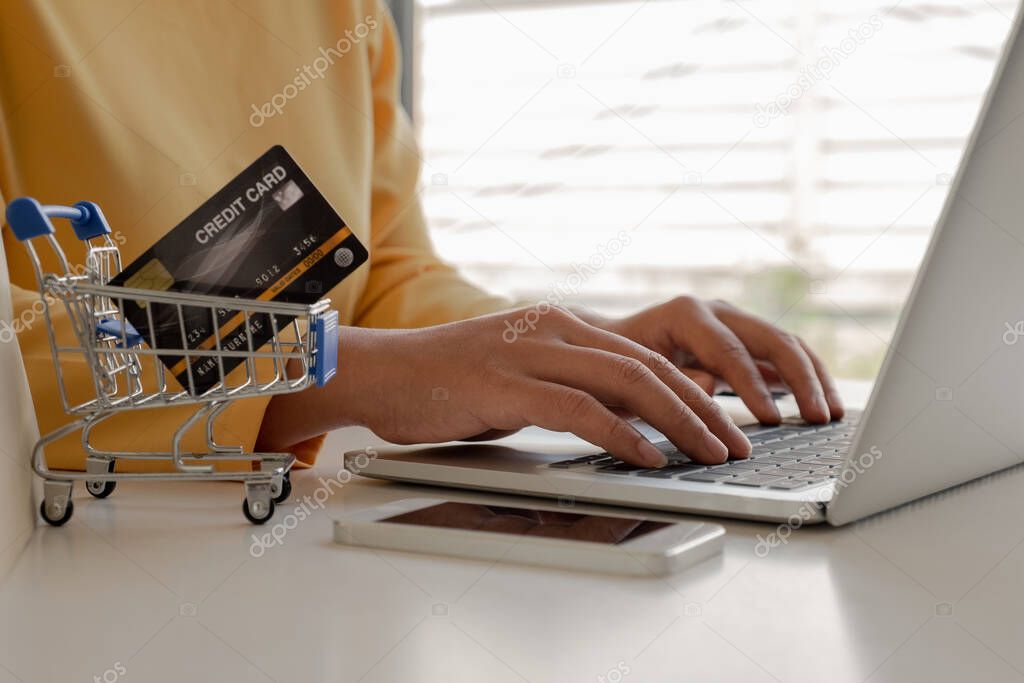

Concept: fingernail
[[733, 430, 752, 458], [765, 398, 781, 424], [638, 441, 668, 468], [704, 431, 728, 462]]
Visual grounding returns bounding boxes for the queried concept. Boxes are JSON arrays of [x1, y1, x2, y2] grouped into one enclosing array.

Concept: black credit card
[[108, 145, 366, 394]]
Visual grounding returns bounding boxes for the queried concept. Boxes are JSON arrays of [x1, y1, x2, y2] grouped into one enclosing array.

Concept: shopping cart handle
[[5, 197, 112, 242], [312, 310, 339, 387], [68, 201, 112, 241]]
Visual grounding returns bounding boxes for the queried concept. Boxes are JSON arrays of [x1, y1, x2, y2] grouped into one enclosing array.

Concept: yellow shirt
[[0, 0, 509, 469]]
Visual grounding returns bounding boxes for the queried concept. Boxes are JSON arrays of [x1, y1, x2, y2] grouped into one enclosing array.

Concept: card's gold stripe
[[168, 227, 352, 377]]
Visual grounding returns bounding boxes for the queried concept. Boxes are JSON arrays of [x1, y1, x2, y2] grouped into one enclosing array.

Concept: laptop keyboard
[[546, 414, 859, 491]]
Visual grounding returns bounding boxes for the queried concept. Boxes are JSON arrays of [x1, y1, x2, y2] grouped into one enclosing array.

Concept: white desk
[[1, 384, 1023, 683]]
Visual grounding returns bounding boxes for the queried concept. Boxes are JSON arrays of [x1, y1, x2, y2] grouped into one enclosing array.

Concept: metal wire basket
[[6, 197, 339, 526]]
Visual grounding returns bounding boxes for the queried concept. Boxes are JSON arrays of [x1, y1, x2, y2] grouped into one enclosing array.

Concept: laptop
[[345, 8, 1024, 526]]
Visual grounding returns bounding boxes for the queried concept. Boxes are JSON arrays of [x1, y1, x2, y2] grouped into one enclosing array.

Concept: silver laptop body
[[346, 8, 1024, 526]]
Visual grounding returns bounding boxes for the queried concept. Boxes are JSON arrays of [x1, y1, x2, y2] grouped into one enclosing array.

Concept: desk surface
[[1, 383, 1023, 683]]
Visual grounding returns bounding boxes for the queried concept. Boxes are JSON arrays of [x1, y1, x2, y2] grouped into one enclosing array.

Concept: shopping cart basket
[[6, 197, 339, 526]]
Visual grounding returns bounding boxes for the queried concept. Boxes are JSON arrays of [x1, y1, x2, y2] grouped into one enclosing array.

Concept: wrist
[[331, 325, 388, 429], [257, 325, 392, 450]]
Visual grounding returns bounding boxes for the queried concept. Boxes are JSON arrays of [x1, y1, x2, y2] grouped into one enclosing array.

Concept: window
[[414, 0, 1019, 379]]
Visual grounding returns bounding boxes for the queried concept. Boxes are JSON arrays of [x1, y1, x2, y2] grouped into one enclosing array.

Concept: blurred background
[[389, 0, 1019, 380]]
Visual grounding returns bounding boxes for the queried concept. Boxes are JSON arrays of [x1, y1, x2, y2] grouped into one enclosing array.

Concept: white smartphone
[[332, 498, 724, 576]]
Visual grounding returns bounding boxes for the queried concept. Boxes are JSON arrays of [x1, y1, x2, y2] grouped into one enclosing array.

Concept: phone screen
[[382, 502, 670, 545]]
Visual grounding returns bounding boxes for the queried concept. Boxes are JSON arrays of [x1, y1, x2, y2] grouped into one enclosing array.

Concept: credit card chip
[[124, 258, 174, 306]]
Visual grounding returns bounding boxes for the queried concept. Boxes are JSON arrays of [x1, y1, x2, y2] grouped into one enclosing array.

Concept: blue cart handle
[[6, 196, 112, 242], [312, 310, 339, 387]]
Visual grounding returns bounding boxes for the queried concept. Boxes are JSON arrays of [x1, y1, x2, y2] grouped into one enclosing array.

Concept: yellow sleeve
[[0, 1, 512, 472], [353, 0, 512, 329]]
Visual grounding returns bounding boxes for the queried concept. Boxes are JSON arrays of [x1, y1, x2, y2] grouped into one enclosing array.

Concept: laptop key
[[680, 471, 736, 483], [757, 455, 801, 465], [748, 429, 782, 439], [774, 467, 812, 476], [724, 461, 762, 471], [637, 465, 705, 478], [749, 433, 784, 444], [596, 463, 644, 474], [548, 454, 608, 468], [650, 440, 682, 455], [782, 463, 827, 474], [725, 473, 788, 487]]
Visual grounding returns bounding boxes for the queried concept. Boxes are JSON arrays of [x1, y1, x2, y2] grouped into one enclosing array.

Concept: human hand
[[590, 296, 844, 425], [256, 306, 752, 466]]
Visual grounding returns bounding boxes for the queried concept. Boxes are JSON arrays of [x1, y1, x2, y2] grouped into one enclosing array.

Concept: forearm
[[255, 326, 398, 452]]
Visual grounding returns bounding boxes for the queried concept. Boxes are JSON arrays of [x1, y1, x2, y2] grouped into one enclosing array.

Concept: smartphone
[[333, 498, 724, 576]]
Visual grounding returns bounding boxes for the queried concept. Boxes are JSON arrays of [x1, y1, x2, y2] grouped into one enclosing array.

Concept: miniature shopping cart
[[6, 197, 339, 526]]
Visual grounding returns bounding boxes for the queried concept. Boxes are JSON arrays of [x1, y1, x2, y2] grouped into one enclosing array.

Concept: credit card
[[108, 145, 366, 394]]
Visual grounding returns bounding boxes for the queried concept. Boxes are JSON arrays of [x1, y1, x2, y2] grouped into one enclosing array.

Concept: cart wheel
[[243, 497, 275, 525], [40, 499, 74, 527], [86, 479, 117, 499], [271, 473, 291, 504]]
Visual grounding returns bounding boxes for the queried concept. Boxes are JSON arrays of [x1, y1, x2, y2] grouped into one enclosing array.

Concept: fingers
[[712, 304, 831, 423], [799, 338, 844, 419], [672, 300, 782, 425], [754, 361, 781, 385], [530, 345, 732, 464], [513, 379, 669, 467], [680, 368, 716, 394], [557, 323, 750, 459]]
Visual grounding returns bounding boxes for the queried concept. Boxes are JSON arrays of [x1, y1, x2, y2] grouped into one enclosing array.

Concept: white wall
[[0, 234, 38, 579]]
